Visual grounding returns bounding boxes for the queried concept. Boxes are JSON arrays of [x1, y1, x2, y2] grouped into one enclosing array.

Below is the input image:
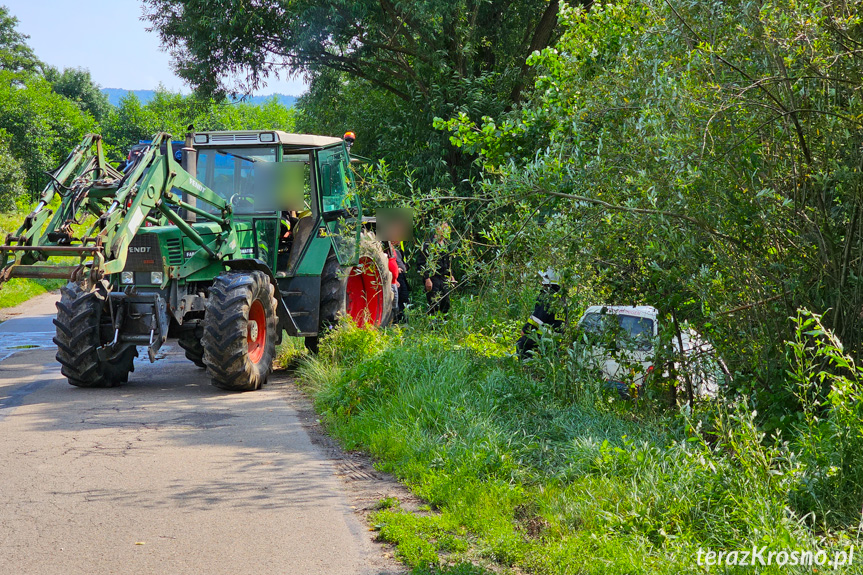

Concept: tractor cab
[[186, 131, 358, 277]]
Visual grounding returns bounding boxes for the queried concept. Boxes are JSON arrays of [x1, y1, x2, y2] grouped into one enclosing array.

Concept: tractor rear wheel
[[53, 282, 137, 388], [178, 325, 205, 368], [305, 232, 393, 352], [201, 271, 277, 391]]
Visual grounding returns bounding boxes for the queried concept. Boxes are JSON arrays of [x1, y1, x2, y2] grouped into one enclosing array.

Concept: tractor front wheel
[[201, 271, 277, 391], [53, 282, 137, 388]]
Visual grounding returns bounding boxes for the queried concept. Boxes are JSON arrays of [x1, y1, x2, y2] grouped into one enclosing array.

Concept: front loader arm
[[0, 135, 125, 282], [97, 134, 238, 277], [1, 131, 235, 288], [9, 134, 120, 248]]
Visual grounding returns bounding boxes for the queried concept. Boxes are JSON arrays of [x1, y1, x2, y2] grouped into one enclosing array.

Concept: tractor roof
[[195, 130, 343, 148]]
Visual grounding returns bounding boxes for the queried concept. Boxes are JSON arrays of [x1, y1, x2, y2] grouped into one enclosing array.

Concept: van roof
[[582, 305, 659, 319]]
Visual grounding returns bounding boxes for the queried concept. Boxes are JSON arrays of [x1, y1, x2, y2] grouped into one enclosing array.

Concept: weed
[[275, 336, 307, 369]]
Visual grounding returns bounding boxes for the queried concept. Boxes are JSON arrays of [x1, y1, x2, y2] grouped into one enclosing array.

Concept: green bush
[[0, 70, 96, 199], [787, 311, 863, 528]]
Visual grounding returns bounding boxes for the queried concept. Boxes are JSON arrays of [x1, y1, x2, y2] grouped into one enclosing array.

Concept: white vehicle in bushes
[[577, 305, 724, 398]]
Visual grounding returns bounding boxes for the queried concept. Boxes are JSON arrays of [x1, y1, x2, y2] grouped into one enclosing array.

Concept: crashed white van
[[577, 305, 723, 398]]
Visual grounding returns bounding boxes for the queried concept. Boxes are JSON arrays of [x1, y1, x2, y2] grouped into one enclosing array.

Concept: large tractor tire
[[305, 232, 393, 352], [201, 271, 277, 391], [178, 325, 205, 368], [53, 282, 137, 388]]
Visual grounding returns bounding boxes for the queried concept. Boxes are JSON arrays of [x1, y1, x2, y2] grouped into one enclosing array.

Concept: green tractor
[[1, 130, 393, 391]]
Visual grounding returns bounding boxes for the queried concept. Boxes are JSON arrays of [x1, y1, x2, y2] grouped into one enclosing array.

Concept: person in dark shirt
[[517, 268, 564, 358], [416, 223, 455, 315]]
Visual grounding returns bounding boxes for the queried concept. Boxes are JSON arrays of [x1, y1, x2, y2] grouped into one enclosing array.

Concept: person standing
[[517, 268, 564, 358], [393, 241, 410, 322], [416, 223, 455, 315], [387, 243, 400, 319]]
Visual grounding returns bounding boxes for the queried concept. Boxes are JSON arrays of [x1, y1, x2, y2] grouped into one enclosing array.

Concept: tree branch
[[534, 187, 741, 243], [715, 294, 785, 316]]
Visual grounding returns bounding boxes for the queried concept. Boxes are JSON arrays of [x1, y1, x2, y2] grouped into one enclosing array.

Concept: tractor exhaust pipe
[[181, 129, 197, 223]]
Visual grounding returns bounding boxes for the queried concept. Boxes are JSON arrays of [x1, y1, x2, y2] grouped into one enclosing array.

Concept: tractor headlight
[[121, 271, 134, 285], [150, 271, 163, 285]]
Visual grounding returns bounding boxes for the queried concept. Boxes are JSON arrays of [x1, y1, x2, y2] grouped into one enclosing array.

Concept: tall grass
[[293, 294, 861, 574]]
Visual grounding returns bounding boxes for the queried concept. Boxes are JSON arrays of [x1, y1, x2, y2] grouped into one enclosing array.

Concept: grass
[[0, 277, 63, 309], [289, 292, 863, 575]]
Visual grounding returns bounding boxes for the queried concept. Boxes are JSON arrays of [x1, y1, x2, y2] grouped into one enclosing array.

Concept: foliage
[[433, 0, 863, 425], [0, 5, 40, 74], [143, 0, 563, 100], [0, 70, 96, 200], [0, 5, 298, 208], [0, 130, 25, 210], [0, 277, 63, 309], [44, 67, 112, 122], [787, 310, 863, 527], [101, 89, 296, 162], [144, 0, 570, 189], [293, 68, 469, 190]]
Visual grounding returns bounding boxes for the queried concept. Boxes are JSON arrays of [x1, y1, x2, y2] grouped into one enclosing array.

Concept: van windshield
[[582, 313, 655, 351]]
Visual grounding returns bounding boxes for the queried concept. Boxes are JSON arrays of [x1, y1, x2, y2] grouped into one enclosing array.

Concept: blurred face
[[390, 220, 406, 242], [376, 208, 414, 242], [435, 223, 450, 242]]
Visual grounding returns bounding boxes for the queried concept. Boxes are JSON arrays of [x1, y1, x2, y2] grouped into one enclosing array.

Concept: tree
[[435, 0, 863, 418], [0, 5, 40, 74], [293, 68, 465, 189], [0, 128, 25, 210], [101, 88, 296, 162], [143, 0, 572, 188], [44, 67, 111, 122], [0, 70, 96, 198]]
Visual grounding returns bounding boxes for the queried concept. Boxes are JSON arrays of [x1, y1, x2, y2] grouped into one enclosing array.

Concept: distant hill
[[101, 88, 298, 108]]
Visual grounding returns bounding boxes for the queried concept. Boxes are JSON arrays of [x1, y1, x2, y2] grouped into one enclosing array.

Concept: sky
[[5, 0, 308, 96]]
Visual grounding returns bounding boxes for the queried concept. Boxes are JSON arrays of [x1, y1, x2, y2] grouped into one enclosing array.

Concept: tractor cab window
[[278, 153, 314, 215], [317, 145, 355, 213], [195, 146, 277, 213], [273, 151, 316, 272]]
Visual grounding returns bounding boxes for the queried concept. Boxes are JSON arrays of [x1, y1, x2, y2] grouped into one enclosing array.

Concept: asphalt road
[[0, 293, 396, 575]]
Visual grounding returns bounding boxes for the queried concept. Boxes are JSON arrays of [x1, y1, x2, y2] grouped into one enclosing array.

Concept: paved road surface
[[0, 293, 396, 575]]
